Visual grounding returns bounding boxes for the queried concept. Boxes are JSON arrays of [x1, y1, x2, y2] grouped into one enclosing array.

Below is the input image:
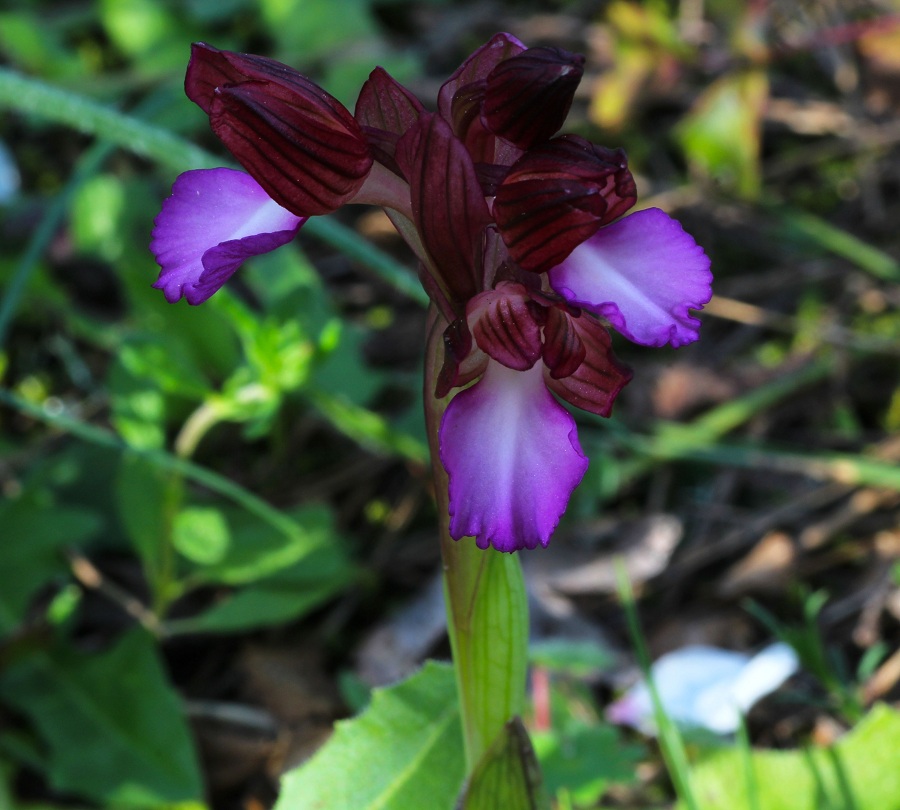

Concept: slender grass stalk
[[0, 67, 216, 171], [736, 715, 761, 810], [614, 559, 699, 810], [771, 203, 900, 282]]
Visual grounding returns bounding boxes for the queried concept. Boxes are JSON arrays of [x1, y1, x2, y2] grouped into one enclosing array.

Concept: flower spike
[[151, 33, 712, 552]]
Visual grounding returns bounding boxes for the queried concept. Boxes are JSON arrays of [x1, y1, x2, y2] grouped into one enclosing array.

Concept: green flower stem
[[424, 307, 529, 772]]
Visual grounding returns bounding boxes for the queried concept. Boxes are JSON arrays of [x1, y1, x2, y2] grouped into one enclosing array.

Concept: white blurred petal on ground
[[606, 642, 799, 734]]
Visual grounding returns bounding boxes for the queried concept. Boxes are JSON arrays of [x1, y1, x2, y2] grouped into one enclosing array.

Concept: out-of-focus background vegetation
[[2, 0, 900, 807]]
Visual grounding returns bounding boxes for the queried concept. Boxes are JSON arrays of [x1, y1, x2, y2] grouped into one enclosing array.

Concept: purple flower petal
[[549, 208, 713, 348], [440, 360, 588, 552], [150, 168, 303, 305], [493, 136, 636, 274]]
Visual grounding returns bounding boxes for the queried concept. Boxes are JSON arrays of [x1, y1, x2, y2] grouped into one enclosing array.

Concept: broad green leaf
[[532, 723, 644, 805], [121, 272, 239, 383], [173, 507, 230, 565], [0, 629, 203, 806], [167, 579, 339, 634], [245, 248, 333, 332], [306, 387, 428, 464], [276, 661, 464, 810], [310, 320, 385, 408], [169, 544, 354, 634], [684, 704, 900, 810], [458, 719, 548, 810], [118, 335, 211, 400], [0, 491, 101, 632], [195, 504, 338, 585]]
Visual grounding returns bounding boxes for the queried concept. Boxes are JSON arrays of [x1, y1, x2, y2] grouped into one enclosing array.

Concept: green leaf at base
[[275, 661, 464, 810], [456, 718, 549, 810]]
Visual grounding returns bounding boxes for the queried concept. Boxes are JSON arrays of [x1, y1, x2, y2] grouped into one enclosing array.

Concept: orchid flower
[[151, 34, 712, 553]]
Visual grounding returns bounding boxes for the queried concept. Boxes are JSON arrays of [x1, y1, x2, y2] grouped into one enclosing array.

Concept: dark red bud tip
[[494, 135, 637, 273], [483, 47, 585, 149], [186, 43, 373, 216], [354, 67, 424, 173]]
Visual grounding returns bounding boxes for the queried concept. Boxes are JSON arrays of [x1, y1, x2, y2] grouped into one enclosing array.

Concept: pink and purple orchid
[[150, 34, 712, 553]]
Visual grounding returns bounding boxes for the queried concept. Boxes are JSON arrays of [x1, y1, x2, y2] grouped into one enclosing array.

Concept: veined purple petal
[[395, 114, 493, 313], [483, 46, 584, 149], [494, 136, 637, 274], [468, 283, 543, 371], [544, 312, 632, 417], [150, 168, 303, 305], [186, 43, 373, 216], [440, 360, 588, 552], [355, 67, 424, 173], [549, 208, 712, 347], [438, 33, 526, 126]]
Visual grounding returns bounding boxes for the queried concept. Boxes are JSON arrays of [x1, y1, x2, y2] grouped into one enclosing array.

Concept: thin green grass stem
[[736, 714, 761, 810], [0, 67, 216, 172], [769, 202, 900, 282], [614, 559, 699, 810]]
